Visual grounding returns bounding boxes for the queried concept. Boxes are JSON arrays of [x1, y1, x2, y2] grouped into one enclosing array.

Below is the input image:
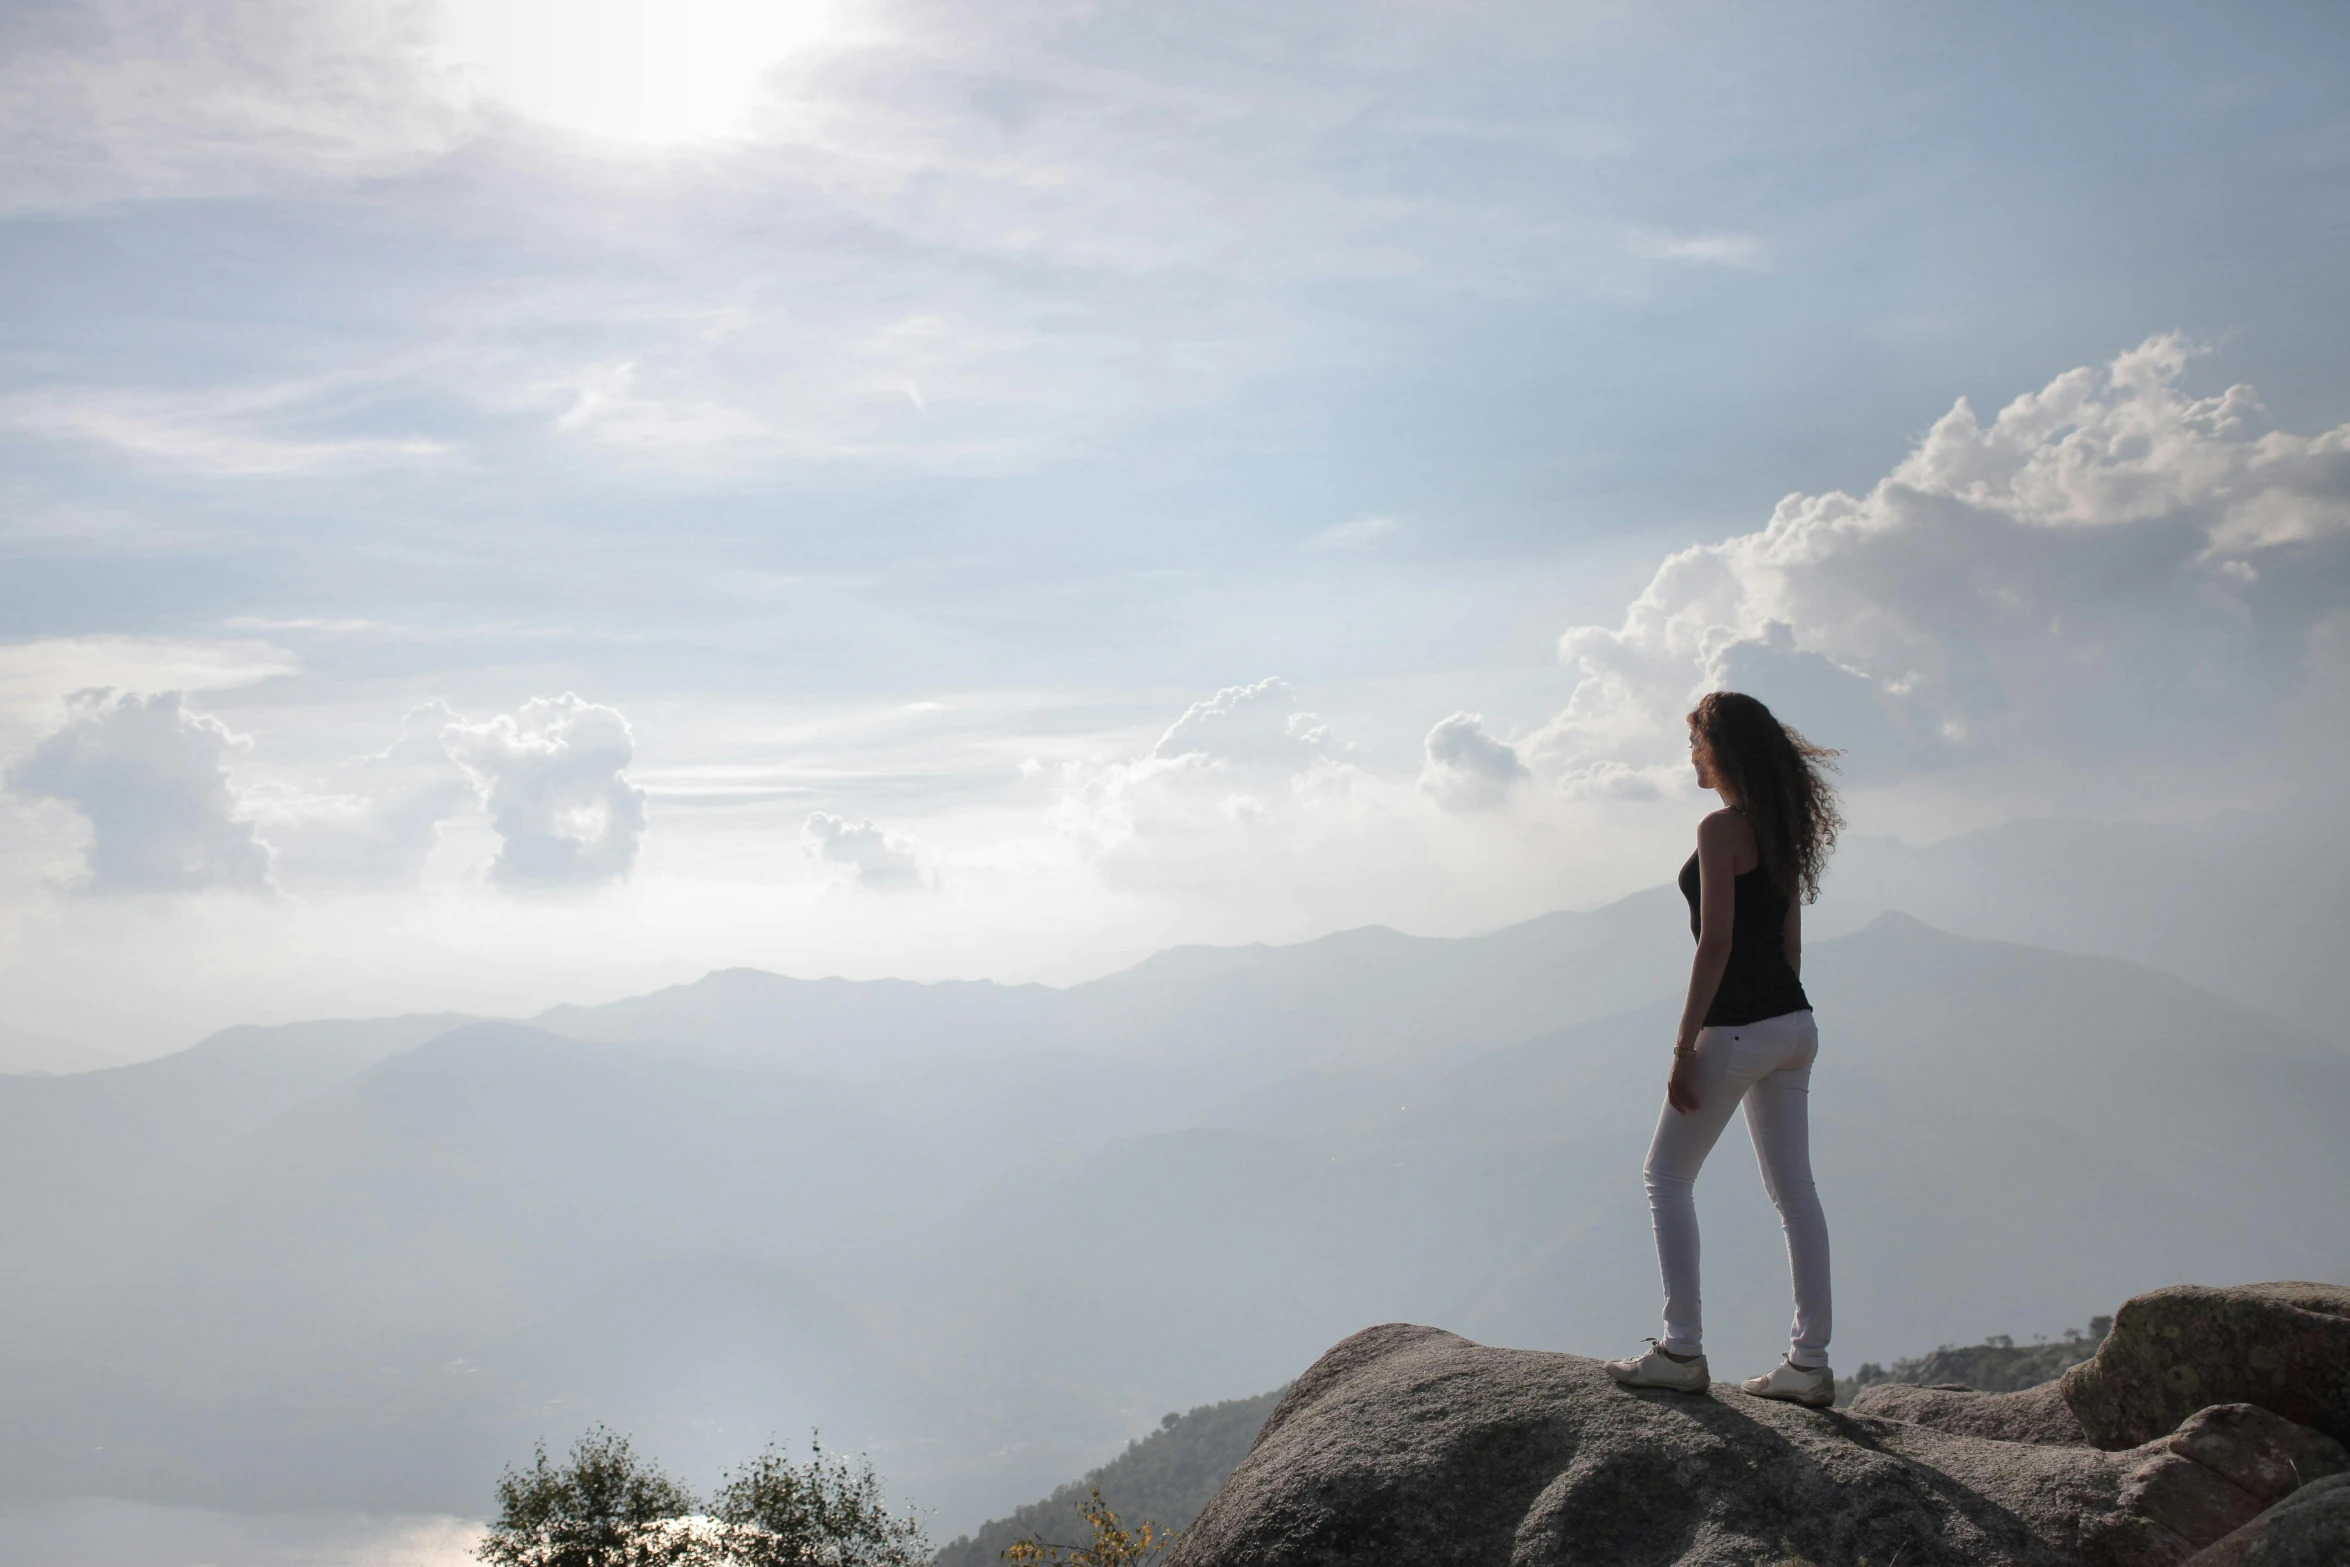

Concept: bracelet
[[1672, 1043, 1696, 1058]]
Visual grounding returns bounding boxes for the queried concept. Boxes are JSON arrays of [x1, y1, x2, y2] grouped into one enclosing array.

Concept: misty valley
[[2, 810, 2345, 1562]]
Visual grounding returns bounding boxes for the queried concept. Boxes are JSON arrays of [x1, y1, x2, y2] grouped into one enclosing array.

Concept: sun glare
[[444, 0, 831, 145]]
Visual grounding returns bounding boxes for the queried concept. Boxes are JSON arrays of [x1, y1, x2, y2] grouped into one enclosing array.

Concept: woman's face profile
[[1689, 726, 1717, 791]]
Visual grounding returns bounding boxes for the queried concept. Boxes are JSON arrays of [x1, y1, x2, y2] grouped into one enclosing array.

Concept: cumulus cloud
[[1420, 713, 1529, 812], [444, 695, 647, 891], [4, 689, 274, 894], [1538, 336, 2350, 801], [255, 703, 474, 892], [1154, 678, 1331, 766], [1039, 677, 1379, 896], [803, 812, 929, 892], [0, 637, 298, 734]]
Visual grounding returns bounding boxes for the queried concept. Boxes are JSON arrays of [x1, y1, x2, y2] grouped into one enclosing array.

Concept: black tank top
[[1678, 846, 1812, 1027]]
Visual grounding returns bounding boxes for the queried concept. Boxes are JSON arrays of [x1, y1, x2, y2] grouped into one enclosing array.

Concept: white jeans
[[1642, 1009, 1831, 1368]]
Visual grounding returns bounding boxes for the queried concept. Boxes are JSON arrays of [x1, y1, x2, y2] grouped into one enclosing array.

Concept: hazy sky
[[2, 0, 2346, 1057]]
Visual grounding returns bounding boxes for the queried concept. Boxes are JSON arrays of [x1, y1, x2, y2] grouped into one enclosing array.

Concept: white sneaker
[[1740, 1359, 1835, 1408], [1605, 1340, 1710, 1392]]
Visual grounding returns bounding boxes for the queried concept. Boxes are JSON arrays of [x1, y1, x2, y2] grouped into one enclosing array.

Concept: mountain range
[[1, 810, 2344, 1537]]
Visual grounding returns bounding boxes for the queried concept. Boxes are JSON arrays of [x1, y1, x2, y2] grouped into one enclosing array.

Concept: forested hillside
[[932, 1390, 1284, 1567], [1840, 1317, 2111, 1405]]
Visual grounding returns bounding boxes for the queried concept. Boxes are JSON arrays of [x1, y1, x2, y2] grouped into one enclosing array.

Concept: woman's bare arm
[[1668, 811, 1743, 1111]]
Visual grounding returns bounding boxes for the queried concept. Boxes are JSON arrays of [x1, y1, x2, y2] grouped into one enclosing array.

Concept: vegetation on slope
[[933, 1391, 1284, 1567], [1838, 1316, 2112, 1406]]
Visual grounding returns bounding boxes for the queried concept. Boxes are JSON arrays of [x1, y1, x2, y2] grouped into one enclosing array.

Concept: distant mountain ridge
[[1820, 808, 2343, 1033], [0, 891, 2341, 1537]]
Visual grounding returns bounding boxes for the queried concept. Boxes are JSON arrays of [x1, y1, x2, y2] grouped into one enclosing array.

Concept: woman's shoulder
[[1696, 807, 1759, 856]]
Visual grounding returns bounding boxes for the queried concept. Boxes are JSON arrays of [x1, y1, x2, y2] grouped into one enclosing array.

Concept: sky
[[1, 0, 2347, 1063]]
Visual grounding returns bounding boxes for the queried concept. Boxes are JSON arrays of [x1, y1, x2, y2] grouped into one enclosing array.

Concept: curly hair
[[1687, 691, 1844, 904]]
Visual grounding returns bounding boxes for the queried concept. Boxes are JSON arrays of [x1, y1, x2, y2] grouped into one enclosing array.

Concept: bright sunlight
[[443, 0, 832, 144]]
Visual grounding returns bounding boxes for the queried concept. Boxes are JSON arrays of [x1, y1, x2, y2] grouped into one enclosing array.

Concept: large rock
[[2063, 1283, 2350, 1449], [1848, 1380, 2091, 1445], [2181, 1473, 2350, 1567], [1848, 1283, 2350, 1453], [2113, 1403, 2348, 1551], [1164, 1324, 2348, 1567]]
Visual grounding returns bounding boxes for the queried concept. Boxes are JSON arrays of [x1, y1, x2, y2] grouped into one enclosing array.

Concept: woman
[[1605, 691, 1844, 1407]]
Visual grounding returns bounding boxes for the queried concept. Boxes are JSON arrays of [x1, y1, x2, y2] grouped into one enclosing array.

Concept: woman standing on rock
[[1607, 691, 1844, 1407]]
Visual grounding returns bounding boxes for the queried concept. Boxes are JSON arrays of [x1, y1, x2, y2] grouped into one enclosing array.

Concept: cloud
[[1043, 677, 1380, 897], [542, 361, 770, 451], [0, 1, 1758, 492], [0, 638, 299, 729], [0, 0, 472, 212], [1154, 678, 1331, 765], [3, 688, 640, 898], [1538, 336, 2350, 804], [1307, 515, 1401, 551], [1556, 759, 1680, 802], [444, 695, 648, 891], [4, 689, 274, 894], [255, 703, 474, 892], [1420, 713, 1528, 812], [219, 618, 383, 634], [4, 383, 451, 477], [802, 812, 929, 892], [1630, 228, 1767, 268]]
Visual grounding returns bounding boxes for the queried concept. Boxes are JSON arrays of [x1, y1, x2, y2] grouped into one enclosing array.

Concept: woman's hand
[[1667, 1048, 1701, 1114]]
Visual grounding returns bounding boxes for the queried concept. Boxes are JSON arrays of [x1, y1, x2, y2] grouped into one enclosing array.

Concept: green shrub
[[710, 1437, 929, 1567], [478, 1427, 702, 1567], [477, 1428, 926, 1567]]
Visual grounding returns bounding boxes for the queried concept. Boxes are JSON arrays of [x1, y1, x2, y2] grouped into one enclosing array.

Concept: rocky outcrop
[[1167, 1283, 2350, 1567], [2113, 1404, 2348, 1554], [1847, 1282, 2350, 1453], [2183, 1474, 2350, 1567], [2063, 1284, 2350, 1449], [1846, 1379, 2090, 1445]]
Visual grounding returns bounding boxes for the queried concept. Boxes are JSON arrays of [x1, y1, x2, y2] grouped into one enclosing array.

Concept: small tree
[[1002, 1489, 1172, 1567], [478, 1426, 702, 1567], [709, 1434, 930, 1567]]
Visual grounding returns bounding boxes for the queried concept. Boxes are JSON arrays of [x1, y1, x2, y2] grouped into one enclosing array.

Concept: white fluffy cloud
[[1420, 713, 1529, 812], [4, 689, 651, 898], [1540, 336, 2350, 802], [1044, 676, 1383, 898], [255, 703, 475, 892], [5, 689, 274, 894], [442, 695, 648, 891], [802, 812, 929, 892], [1154, 678, 1331, 766]]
